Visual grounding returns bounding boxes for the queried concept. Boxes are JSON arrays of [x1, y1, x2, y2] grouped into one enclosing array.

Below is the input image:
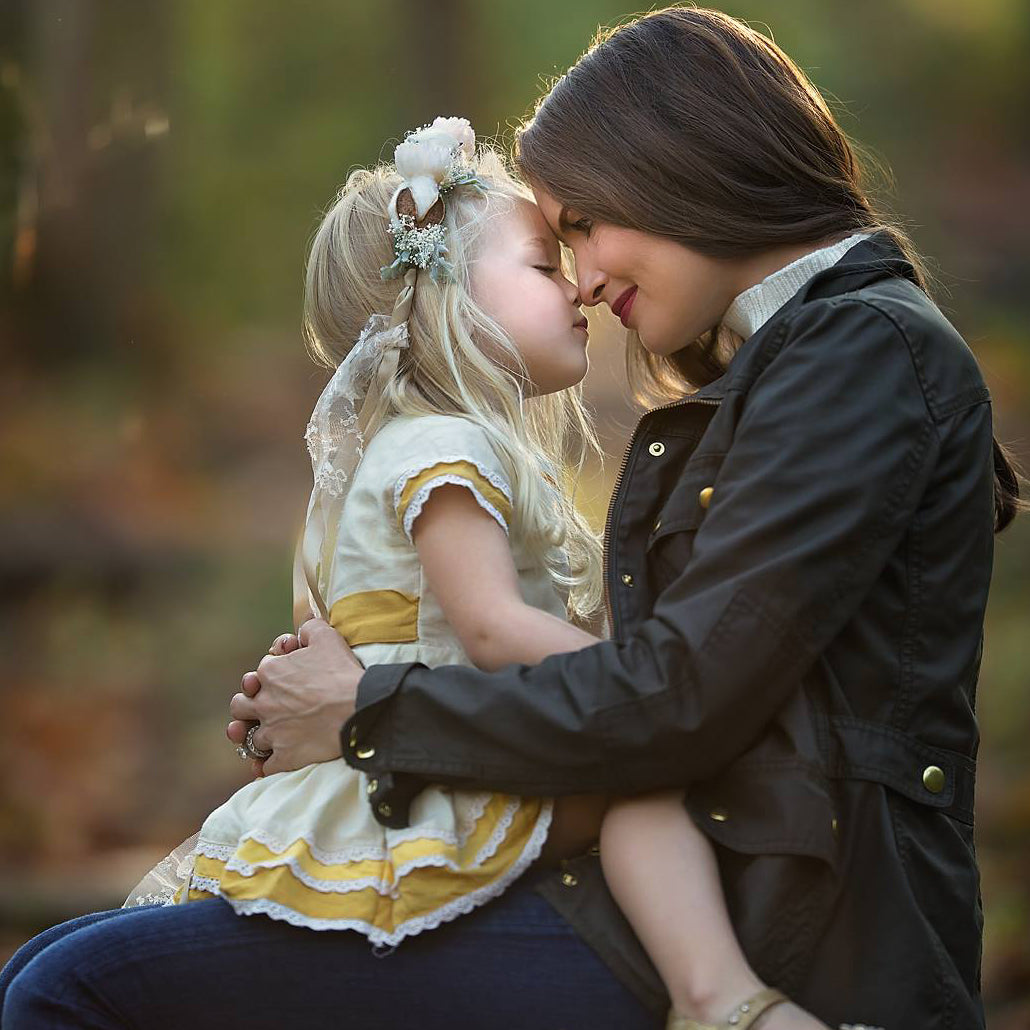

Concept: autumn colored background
[[1, 0, 1028, 1023]]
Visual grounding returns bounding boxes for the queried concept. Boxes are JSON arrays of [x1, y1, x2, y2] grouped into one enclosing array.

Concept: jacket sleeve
[[342, 298, 941, 801]]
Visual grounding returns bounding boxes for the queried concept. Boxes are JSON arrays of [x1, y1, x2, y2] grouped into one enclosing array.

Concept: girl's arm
[[414, 482, 609, 861], [411, 483, 599, 668]]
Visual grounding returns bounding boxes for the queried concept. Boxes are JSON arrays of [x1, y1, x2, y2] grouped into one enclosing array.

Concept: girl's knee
[[603, 788, 686, 825]]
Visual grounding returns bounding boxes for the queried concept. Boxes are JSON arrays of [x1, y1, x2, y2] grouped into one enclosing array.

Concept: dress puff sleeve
[[377, 415, 516, 543]]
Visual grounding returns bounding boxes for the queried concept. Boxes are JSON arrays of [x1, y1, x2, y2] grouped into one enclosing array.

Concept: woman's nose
[[577, 269, 607, 307]]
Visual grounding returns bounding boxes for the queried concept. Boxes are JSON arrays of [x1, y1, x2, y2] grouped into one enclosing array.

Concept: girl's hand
[[268, 632, 303, 656]]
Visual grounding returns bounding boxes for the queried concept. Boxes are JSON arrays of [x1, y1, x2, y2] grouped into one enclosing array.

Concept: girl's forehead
[[479, 197, 560, 257], [510, 197, 561, 246]]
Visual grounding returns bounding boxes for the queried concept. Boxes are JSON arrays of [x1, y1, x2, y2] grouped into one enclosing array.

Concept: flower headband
[[380, 116, 485, 285]]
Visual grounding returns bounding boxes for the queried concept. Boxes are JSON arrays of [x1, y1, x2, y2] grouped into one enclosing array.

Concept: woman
[[2, 8, 1019, 1029]]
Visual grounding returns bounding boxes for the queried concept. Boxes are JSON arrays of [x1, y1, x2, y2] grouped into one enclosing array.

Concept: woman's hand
[[226, 618, 363, 776]]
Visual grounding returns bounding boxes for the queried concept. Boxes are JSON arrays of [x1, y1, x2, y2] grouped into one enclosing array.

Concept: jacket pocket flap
[[826, 716, 976, 825], [647, 453, 725, 549]]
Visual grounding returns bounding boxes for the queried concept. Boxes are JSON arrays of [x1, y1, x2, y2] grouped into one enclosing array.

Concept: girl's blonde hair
[[303, 146, 603, 618]]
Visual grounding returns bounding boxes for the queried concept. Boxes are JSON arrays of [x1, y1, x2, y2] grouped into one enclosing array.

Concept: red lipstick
[[612, 287, 637, 327]]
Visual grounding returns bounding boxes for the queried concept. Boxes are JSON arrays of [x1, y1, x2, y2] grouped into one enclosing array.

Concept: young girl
[[128, 118, 831, 1029]]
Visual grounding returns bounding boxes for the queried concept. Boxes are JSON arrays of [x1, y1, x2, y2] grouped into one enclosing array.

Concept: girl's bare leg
[[600, 791, 830, 1028]]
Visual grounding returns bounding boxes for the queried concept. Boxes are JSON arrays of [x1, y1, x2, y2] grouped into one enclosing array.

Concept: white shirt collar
[[721, 233, 873, 340]]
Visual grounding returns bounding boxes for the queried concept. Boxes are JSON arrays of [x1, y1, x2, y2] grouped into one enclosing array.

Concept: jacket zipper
[[602, 395, 723, 637]]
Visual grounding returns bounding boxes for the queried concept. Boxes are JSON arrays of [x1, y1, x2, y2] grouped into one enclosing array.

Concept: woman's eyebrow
[[556, 207, 573, 240]]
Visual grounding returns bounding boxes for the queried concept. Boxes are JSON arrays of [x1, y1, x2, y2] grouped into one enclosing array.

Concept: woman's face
[[532, 188, 743, 356]]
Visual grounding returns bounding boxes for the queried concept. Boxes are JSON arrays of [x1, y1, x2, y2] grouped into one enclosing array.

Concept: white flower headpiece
[[381, 116, 485, 284]]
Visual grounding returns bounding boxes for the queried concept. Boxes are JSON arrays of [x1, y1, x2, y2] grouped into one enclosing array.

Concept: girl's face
[[532, 188, 742, 356], [470, 197, 589, 395]]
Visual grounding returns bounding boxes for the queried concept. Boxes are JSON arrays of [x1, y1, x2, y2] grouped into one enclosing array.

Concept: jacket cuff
[[340, 662, 427, 829]]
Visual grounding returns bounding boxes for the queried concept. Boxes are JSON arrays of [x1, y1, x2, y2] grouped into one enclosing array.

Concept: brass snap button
[[620, 572, 634, 587], [348, 725, 358, 748], [648, 441, 666, 457], [831, 816, 839, 836], [366, 778, 378, 795], [922, 765, 945, 794], [698, 486, 714, 509], [652, 518, 662, 533], [708, 807, 729, 823], [376, 801, 393, 818], [355, 744, 376, 760], [561, 872, 578, 887]]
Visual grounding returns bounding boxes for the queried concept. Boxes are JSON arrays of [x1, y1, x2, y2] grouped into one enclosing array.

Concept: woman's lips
[[612, 286, 638, 327]]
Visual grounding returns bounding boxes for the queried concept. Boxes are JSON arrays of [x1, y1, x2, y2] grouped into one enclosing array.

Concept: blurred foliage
[[1, 0, 1028, 1022]]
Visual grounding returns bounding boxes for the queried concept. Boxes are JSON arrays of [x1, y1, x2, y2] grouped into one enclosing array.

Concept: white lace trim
[[193, 792, 493, 867], [185, 799, 553, 947], [401, 475, 509, 541], [209, 797, 525, 897], [393, 455, 512, 542], [472, 797, 520, 866]]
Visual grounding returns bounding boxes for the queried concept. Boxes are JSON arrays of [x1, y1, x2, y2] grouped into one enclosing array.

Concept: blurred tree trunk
[[10, 0, 169, 369], [397, 0, 479, 124]]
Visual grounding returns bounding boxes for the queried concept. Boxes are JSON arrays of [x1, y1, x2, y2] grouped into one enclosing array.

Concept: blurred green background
[[1, 0, 1028, 1022]]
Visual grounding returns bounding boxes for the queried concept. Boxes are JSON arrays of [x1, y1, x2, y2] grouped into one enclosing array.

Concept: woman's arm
[[342, 300, 942, 809]]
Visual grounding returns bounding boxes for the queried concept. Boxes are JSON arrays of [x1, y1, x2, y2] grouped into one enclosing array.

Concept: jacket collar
[[714, 230, 919, 386]]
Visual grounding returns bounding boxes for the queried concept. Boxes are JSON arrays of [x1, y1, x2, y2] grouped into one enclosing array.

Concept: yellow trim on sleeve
[[396, 460, 512, 532], [329, 589, 419, 646]]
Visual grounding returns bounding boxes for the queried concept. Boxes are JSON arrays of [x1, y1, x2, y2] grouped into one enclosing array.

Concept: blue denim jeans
[[0, 871, 659, 1029]]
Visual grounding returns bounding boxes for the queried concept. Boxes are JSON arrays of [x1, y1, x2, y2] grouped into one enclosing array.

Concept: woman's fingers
[[226, 719, 249, 745], [241, 670, 261, 697], [229, 692, 260, 722]]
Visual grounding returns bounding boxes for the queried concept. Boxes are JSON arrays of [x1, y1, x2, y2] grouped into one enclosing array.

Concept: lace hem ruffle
[[205, 796, 523, 897], [193, 791, 492, 867], [186, 799, 553, 947]]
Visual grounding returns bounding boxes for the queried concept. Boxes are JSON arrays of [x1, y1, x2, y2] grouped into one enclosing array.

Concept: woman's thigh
[[2, 876, 660, 1030]]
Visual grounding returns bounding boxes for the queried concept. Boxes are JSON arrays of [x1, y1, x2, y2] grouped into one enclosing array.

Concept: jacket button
[[652, 518, 662, 533], [348, 725, 358, 748], [561, 872, 578, 887], [366, 778, 378, 795], [698, 486, 714, 509], [377, 801, 393, 818], [620, 572, 634, 587], [709, 807, 729, 822], [648, 441, 666, 456], [831, 816, 839, 836], [922, 765, 945, 794], [588, 843, 601, 857], [355, 744, 376, 760]]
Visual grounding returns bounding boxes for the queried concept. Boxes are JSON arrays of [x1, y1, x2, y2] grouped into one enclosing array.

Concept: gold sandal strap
[[666, 987, 790, 1030]]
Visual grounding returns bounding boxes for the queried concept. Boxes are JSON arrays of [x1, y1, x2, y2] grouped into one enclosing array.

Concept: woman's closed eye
[[570, 216, 592, 237], [534, 264, 559, 275]]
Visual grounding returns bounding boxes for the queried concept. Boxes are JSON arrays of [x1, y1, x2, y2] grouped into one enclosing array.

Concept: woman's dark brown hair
[[515, 4, 1024, 532]]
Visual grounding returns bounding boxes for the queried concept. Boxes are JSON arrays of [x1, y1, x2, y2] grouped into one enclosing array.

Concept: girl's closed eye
[[571, 217, 592, 236], [534, 264, 559, 275]]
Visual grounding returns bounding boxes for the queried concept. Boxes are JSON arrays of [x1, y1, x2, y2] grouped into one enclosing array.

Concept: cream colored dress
[[161, 415, 559, 946]]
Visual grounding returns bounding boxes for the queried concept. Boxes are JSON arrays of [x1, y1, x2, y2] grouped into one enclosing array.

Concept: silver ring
[[238, 723, 273, 760]]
